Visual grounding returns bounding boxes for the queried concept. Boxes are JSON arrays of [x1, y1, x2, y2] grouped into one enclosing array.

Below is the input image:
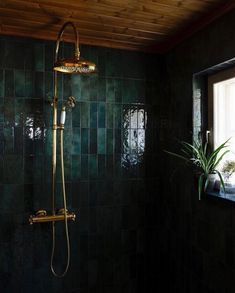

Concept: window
[[208, 68, 235, 168]]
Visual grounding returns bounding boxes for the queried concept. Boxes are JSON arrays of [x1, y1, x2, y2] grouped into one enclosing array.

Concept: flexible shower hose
[[50, 129, 71, 277]]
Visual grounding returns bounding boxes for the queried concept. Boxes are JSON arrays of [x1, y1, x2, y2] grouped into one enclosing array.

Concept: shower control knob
[[57, 208, 68, 215], [36, 210, 47, 217]]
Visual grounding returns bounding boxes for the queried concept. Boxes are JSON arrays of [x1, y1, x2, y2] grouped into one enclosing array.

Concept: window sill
[[207, 190, 235, 203]]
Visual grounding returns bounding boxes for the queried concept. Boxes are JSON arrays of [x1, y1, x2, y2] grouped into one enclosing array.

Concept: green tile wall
[[0, 35, 161, 293]]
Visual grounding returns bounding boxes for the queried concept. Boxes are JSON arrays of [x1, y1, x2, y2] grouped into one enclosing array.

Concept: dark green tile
[[5, 70, 14, 97], [0, 40, 5, 68], [0, 70, 4, 97], [72, 127, 81, 155], [45, 43, 54, 71], [106, 103, 113, 129], [3, 127, 14, 154], [15, 98, 24, 127], [90, 129, 97, 154], [64, 154, 72, 182], [24, 42, 33, 71], [72, 101, 81, 127], [34, 72, 44, 99], [89, 154, 97, 179], [114, 154, 122, 178], [98, 155, 106, 178], [81, 76, 90, 101], [72, 155, 81, 181], [57, 73, 63, 101], [44, 72, 53, 100], [106, 78, 115, 102], [114, 129, 121, 154], [114, 104, 121, 129], [71, 75, 81, 100], [97, 47, 106, 76], [45, 128, 52, 156], [34, 43, 45, 71], [122, 51, 145, 79], [81, 128, 89, 154], [24, 156, 34, 184], [33, 154, 44, 184], [14, 126, 23, 154], [4, 41, 25, 69], [0, 126, 3, 155], [4, 97, 14, 126], [115, 79, 122, 103], [3, 155, 23, 184], [106, 154, 114, 178], [98, 77, 106, 101], [90, 102, 97, 128], [122, 79, 145, 103], [63, 74, 72, 98], [89, 181, 98, 206], [0, 156, 2, 183], [98, 128, 105, 154], [24, 183, 34, 213], [107, 129, 114, 154], [15, 70, 25, 97], [81, 154, 88, 179], [89, 76, 98, 101], [106, 49, 122, 78], [25, 71, 34, 97], [64, 127, 72, 155], [81, 102, 89, 128], [98, 102, 106, 128], [0, 98, 3, 124], [1, 184, 24, 212]]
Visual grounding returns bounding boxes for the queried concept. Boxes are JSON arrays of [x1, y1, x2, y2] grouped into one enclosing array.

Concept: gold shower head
[[53, 22, 97, 74], [54, 57, 96, 74]]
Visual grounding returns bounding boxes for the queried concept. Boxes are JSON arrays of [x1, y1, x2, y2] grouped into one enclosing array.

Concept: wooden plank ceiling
[[0, 0, 233, 52]]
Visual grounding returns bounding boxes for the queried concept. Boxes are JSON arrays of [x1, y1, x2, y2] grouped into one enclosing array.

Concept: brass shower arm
[[55, 21, 80, 63]]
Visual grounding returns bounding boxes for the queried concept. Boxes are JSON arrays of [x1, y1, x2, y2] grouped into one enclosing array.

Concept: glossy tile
[[81, 128, 89, 154], [0, 70, 4, 97], [97, 128, 105, 154], [98, 102, 106, 128], [5, 69, 14, 97], [90, 102, 97, 128]]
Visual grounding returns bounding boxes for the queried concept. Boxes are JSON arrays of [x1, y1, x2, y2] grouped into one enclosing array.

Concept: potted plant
[[165, 138, 230, 200], [221, 160, 235, 194]]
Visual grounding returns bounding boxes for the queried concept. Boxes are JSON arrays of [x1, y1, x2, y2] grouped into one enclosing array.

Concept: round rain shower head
[[54, 57, 97, 74], [54, 22, 97, 74]]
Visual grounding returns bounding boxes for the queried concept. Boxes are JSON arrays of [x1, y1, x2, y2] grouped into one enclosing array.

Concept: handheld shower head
[[54, 22, 97, 74]]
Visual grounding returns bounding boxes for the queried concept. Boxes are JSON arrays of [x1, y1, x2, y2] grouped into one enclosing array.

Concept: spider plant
[[166, 138, 230, 200]]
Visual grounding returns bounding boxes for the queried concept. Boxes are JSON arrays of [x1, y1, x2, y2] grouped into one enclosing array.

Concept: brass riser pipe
[[29, 213, 76, 225]]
